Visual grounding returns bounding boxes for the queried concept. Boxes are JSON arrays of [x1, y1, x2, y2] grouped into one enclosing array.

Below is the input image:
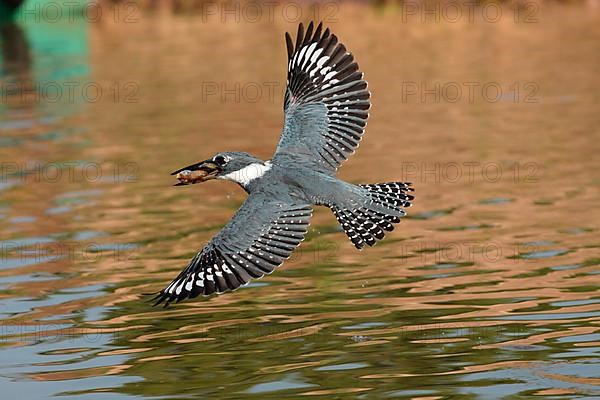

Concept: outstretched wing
[[154, 195, 312, 306], [274, 22, 370, 174]]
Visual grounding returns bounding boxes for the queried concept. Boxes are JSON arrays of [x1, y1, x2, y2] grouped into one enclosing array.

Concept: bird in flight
[[153, 22, 414, 306]]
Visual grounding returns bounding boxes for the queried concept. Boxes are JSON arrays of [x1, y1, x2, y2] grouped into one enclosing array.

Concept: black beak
[[171, 159, 221, 186]]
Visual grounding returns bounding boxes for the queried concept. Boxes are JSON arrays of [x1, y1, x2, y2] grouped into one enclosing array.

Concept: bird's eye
[[213, 155, 227, 166]]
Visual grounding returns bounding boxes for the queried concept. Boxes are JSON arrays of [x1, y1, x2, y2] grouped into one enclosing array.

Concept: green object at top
[[0, 0, 24, 24]]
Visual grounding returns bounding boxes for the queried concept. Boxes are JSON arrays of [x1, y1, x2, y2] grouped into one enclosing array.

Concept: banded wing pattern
[[154, 197, 312, 306], [275, 22, 370, 173]]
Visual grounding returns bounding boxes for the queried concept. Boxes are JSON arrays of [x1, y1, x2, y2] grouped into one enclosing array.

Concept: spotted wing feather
[[274, 22, 370, 174], [153, 196, 312, 306]]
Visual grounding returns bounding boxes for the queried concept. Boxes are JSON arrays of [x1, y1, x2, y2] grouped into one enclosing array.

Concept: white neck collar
[[220, 161, 272, 186]]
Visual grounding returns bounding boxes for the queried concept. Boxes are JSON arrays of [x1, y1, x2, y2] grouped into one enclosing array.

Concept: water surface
[[1, 2, 599, 399]]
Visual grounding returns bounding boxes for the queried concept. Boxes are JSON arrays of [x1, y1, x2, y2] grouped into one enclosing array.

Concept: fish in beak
[[171, 160, 221, 186]]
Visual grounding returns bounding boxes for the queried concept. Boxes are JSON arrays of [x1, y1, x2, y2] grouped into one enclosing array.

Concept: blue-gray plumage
[[153, 22, 414, 306]]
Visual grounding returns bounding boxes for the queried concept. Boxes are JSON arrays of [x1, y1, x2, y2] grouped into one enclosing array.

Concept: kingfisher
[[153, 22, 414, 306]]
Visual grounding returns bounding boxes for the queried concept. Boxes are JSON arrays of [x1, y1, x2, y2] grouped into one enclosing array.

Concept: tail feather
[[361, 182, 414, 208], [330, 182, 414, 249]]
